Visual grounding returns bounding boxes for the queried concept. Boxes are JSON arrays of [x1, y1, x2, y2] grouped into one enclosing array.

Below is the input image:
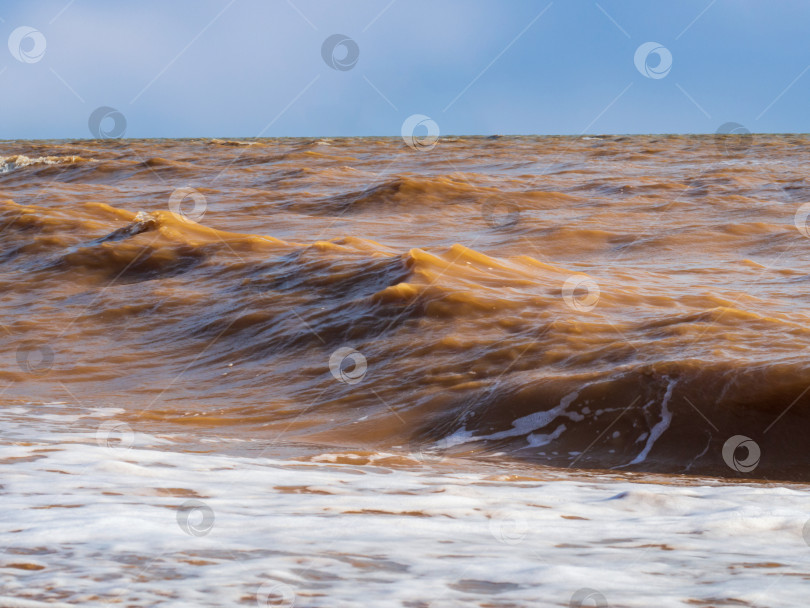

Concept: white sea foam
[[626, 377, 677, 466], [0, 155, 92, 173], [444, 389, 582, 449], [1, 406, 808, 607]]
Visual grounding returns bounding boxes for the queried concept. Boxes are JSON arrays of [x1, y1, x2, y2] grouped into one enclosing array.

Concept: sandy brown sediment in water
[[2, 135, 810, 479]]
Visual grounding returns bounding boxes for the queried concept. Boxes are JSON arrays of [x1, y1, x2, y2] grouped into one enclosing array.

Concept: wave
[[424, 360, 810, 479], [0, 154, 94, 174], [3, 199, 809, 480], [4, 135, 810, 481], [208, 138, 261, 147], [289, 175, 578, 215]]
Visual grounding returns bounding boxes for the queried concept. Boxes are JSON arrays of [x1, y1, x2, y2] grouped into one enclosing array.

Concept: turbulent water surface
[[3, 136, 810, 478], [4, 135, 810, 606]]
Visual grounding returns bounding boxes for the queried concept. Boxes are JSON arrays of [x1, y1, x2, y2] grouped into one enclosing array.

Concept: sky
[[3, 0, 810, 138]]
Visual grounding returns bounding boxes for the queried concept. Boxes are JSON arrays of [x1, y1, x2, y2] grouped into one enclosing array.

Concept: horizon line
[[2, 132, 807, 143]]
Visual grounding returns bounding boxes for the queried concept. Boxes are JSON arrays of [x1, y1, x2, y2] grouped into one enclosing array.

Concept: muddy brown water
[[3, 134, 810, 480]]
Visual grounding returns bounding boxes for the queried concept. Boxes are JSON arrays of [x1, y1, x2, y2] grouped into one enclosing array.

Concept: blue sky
[[3, 0, 809, 138]]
